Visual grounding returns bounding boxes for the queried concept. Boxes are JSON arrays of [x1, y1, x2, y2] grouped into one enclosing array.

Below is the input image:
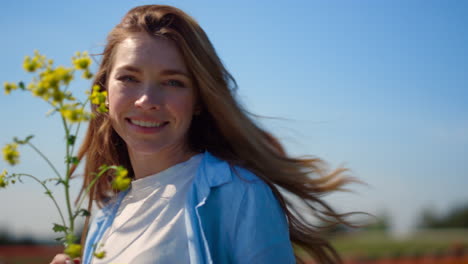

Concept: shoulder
[[199, 151, 267, 186], [221, 166, 275, 204], [198, 152, 275, 203], [197, 153, 295, 263], [197, 152, 287, 231]]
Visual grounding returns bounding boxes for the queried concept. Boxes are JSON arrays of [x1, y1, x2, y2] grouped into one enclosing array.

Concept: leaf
[[78, 209, 90, 217], [73, 208, 91, 219], [52, 223, 68, 233], [18, 81, 25, 90], [44, 190, 52, 197], [55, 178, 68, 187], [66, 156, 79, 165], [43, 178, 59, 183], [55, 236, 65, 242], [13, 135, 34, 145], [67, 135, 76, 145]]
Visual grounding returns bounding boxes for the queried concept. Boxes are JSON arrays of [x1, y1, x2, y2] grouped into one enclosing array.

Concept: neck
[[128, 144, 197, 180]]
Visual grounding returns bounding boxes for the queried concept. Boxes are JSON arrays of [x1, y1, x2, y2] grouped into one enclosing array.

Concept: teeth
[[130, 119, 165, 128]]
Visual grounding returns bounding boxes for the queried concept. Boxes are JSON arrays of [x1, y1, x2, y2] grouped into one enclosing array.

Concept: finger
[[50, 254, 71, 264]]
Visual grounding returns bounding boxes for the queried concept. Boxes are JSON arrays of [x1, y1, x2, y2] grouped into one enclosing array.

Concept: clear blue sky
[[0, 0, 467, 239]]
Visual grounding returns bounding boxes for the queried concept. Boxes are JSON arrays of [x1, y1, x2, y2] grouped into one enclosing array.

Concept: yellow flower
[[73, 57, 91, 70], [23, 56, 41, 72], [23, 50, 46, 72], [97, 104, 107, 113], [64, 243, 82, 258], [3, 82, 18, 95], [112, 176, 131, 191], [60, 104, 91, 123], [94, 251, 106, 259], [82, 70, 93, 80], [51, 90, 65, 104], [0, 170, 8, 188], [72, 51, 92, 71], [27, 66, 74, 104], [41, 67, 73, 89], [2, 143, 20, 166], [115, 167, 128, 178], [89, 85, 108, 113], [54, 66, 74, 85], [112, 166, 130, 191], [38, 71, 58, 91], [31, 85, 48, 98], [90, 85, 106, 104]]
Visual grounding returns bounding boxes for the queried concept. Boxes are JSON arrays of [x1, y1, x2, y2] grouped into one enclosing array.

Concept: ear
[[104, 89, 109, 108]]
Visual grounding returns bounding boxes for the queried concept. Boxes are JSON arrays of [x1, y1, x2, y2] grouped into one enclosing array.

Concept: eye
[[117, 75, 138, 83], [165, 79, 185, 87]]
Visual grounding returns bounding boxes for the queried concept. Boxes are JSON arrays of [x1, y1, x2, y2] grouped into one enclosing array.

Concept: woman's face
[[107, 33, 196, 158]]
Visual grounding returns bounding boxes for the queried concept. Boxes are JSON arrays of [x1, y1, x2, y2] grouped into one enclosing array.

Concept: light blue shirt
[[83, 152, 295, 263]]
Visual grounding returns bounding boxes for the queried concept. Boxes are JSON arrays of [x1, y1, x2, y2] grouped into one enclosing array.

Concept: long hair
[[75, 5, 360, 263]]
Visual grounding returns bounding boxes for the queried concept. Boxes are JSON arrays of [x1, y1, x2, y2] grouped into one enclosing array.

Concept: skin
[[51, 32, 199, 263], [50, 254, 79, 264], [107, 32, 198, 179]]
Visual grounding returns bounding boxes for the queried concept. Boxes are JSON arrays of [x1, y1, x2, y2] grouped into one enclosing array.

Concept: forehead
[[111, 33, 188, 73]]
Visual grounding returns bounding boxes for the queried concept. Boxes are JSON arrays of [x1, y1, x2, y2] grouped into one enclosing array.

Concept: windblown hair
[[75, 5, 359, 263]]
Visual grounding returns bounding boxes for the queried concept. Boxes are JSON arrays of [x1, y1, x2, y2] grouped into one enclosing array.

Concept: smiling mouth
[[127, 118, 169, 128]]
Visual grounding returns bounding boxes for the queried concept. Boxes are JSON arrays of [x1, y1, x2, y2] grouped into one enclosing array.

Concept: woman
[[52, 5, 356, 264]]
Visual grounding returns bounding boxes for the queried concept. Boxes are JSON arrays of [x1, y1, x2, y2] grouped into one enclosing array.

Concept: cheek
[[108, 94, 121, 118], [168, 95, 196, 119], [107, 84, 131, 113], [107, 91, 129, 127]]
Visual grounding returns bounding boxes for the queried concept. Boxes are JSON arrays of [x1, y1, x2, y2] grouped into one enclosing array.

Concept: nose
[[134, 83, 163, 110]]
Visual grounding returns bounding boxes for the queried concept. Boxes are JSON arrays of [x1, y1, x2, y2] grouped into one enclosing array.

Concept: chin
[[127, 143, 166, 155]]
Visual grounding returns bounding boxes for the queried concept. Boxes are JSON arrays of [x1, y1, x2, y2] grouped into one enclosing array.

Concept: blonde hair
[[75, 5, 359, 263]]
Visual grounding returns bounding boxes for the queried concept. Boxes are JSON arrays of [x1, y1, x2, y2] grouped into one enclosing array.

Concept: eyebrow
[[115, 65, 191, 79]]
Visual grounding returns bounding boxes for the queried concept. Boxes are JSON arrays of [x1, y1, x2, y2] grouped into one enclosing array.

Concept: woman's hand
[[50, 254, 80, 264]]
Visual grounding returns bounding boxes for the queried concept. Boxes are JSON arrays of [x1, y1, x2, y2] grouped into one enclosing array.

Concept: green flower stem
[[13, 173, 66, 227], [69, 122, 81, 159], [61, 114, 74, 233], [26, 142, 62, 179], [74, 166, 111, 220], [69, 99, 89, 158]]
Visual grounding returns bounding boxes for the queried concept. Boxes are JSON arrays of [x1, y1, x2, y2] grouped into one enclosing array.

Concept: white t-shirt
[[92, 154, 203, 264]]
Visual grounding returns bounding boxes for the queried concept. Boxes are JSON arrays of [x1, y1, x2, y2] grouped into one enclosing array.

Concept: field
[[296, 229, 468, 263], [0, 245, 62, 264], [0, 229, 467, 263], [329, 229, 468, 263], [332, 229, 468, 258]]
